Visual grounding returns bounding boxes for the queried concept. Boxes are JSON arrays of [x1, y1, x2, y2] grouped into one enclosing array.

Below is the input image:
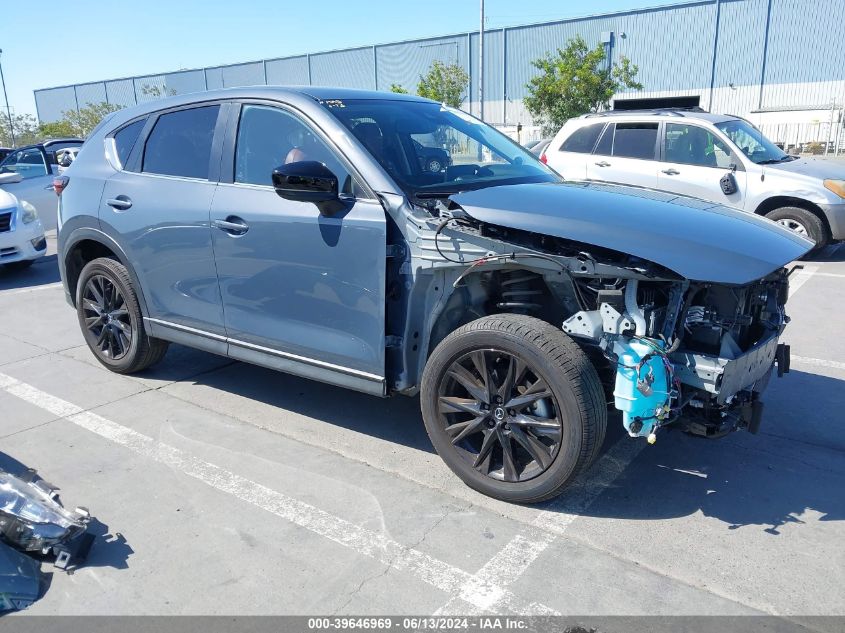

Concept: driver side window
[[235, 105, 363, 196], [664, 123, 734, 169]]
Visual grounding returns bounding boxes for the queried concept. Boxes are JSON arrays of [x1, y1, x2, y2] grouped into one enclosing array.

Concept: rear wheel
[[421, 314, 606, 503], [765, 206, 828, 251], [76, 257, 168, 374]]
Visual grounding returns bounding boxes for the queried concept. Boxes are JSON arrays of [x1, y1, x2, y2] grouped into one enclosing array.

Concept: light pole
[[0, 49, 15, 148]]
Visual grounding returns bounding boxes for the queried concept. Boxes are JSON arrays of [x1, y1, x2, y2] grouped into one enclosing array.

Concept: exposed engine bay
[[399, 195, 795, 442]]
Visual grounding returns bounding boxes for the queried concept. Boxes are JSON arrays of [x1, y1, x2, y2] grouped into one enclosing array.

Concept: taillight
[[539, 152, 548, 164], [53, 176, 69, 196]]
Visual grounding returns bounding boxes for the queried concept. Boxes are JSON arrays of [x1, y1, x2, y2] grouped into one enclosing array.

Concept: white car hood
[[0, 188, 17, 211], [765, 157, 845, 180]]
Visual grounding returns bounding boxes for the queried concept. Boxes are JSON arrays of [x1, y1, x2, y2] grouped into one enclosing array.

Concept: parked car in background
[[411, 139, 451, 172], [56, 147, 80, 173], [0, 188, 47, 270], [544, 109, 845, 251], [526, 138, 552, 156], [0, 138, 85, 232], [529, 138, 552, 158], [57, 87, 809, 503]]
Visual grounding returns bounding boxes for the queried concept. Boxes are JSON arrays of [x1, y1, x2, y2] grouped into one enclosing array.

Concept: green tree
[[0, 112, 40, 146], [524, 35, 643, 136], [417, 61, 469, 108], [60, 102, 125, 137], [37, 120, 78, 139], [389, 83, 409, 94]]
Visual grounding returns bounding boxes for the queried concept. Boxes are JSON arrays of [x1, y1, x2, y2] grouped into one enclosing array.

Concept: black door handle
[[212, 216, 249, 235], [594, 161, 611, 167], [106, 195, 132, 210], [661, 168, 680, 176]]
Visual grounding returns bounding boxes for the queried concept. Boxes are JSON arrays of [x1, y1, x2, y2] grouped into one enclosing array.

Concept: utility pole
[[479, 0, 484, 122], [0, 49, 15, 148]]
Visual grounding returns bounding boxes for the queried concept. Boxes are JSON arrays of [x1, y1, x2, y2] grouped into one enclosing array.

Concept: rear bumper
[[670, 331, 782, 404], [819, 202, 845, 240]]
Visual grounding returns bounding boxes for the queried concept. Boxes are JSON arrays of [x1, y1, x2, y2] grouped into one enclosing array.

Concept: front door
[[585, 121, 660, 189], [0, 147, 58, 230], [211, 103, 387, 391], [99, 104, 226, 339], [657, 122, 747, 208]]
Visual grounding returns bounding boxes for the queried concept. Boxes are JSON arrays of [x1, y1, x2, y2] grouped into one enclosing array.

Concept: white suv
[[544, 109, 845, 250], [0, 188, 47, 270]]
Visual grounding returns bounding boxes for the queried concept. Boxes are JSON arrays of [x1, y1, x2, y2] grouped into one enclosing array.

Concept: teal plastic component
[[612, 338, 670, 437]]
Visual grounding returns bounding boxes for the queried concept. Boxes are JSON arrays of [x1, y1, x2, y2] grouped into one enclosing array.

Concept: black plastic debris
[[0, 540, 41, 612]]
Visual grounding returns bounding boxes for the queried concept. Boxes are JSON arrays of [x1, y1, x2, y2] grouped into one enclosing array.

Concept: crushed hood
[[450, 181, 812, 285]]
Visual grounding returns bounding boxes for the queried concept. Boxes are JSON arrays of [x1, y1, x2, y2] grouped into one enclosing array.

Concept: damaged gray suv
[[57, 88, 811, 503]]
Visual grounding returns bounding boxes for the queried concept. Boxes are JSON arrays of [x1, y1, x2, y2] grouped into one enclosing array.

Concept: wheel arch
[[63, 229, 151, 324], [754, 196, 831, 240]]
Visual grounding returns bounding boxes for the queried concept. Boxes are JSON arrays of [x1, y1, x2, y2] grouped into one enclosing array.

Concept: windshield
[[322, 99, 560, 197], [715, 119, 790, 164]]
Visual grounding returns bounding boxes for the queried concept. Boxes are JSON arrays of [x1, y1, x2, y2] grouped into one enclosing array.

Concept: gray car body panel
[[450, 181, 812, 285], [59, 86, 809, 399]]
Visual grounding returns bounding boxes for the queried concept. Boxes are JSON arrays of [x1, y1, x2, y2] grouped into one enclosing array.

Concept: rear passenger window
[[142, 106, 219, 179], [114, 119, 146, 169], [560, 123, 605, 153], [611, 123, 659, 160]]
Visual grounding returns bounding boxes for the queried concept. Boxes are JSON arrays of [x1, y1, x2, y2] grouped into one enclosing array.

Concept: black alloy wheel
[[437, 349, 562, 483], [81, 274, 133, 360]]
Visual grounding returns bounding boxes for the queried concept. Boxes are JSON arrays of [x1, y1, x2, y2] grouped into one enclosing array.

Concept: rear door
[[586, 121, 660, 189], [210, 102, 387, 392], [657, 122, 746, 208], [98, 103, 228, 341], [546, 122, 605, 180]]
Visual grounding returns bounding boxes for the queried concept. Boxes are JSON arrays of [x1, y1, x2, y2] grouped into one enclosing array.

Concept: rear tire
[[765, 206, 828, 252], [76, 257, 168, 374], [421, 314, 606, 503]]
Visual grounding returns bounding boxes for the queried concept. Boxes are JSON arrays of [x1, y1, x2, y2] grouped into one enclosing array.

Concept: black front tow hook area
[[776, 343, 791, 377]]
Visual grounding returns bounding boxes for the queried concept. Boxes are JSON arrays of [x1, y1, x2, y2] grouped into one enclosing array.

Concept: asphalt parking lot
[[0, 234, 843, 619]]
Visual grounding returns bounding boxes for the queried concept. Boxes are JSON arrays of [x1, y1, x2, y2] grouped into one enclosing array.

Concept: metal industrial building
[[34, 0, 845, 151]]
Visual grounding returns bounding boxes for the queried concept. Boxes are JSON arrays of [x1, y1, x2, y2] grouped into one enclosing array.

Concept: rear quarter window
[[113, 118, 147, 169], [142, 106, 220, 180], [560, 123, 605, 153]]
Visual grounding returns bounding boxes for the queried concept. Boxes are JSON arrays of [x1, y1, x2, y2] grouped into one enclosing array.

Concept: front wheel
[[765, 206, 828, 252], [421, 314, 606, 503], [76, 257, 169, 374]]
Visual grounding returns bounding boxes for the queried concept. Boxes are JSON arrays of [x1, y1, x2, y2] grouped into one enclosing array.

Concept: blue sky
[[1, 0, 680, 118]]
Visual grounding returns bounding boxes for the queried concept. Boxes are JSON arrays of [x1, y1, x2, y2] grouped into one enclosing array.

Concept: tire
[[76, 257, 168, 374], [765, 206, 828, 252], [2, 259, 35, 271], [421, 314, 606, 503]]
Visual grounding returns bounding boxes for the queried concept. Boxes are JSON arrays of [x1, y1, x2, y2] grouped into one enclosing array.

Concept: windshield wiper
[[756, 157, 791, 165]]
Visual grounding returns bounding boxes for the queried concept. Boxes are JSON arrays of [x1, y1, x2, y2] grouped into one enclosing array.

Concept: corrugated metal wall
[[34, 0, 845, 132]]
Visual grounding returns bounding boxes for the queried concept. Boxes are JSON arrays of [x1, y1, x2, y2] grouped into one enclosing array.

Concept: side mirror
[[0, 171, 23, 185], [272, 161, 338, 204]]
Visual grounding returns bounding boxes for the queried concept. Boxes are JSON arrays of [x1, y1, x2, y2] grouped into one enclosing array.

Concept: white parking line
[[435, 436, 644, 614], [792, 355, 845, 371], [0, 371, 558, 616], [0, 282, 63, 297], [788, 265, 819, 298]]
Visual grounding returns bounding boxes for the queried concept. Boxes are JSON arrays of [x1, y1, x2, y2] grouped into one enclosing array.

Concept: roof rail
[[582, 107, 709, 118]]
